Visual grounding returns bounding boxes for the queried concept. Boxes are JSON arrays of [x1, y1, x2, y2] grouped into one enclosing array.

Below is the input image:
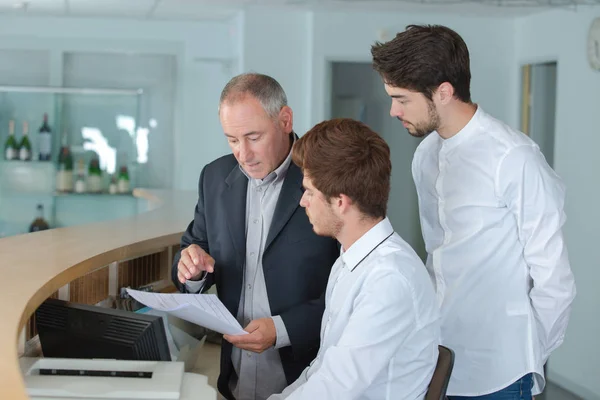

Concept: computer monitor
[[35, 298, 171, 362]]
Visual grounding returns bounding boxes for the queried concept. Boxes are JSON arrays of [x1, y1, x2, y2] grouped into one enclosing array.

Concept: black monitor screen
[[35, 298, 171, 362]]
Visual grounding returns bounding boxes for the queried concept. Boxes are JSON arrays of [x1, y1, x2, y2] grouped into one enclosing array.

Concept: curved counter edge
[[0, 188, 198, 399]]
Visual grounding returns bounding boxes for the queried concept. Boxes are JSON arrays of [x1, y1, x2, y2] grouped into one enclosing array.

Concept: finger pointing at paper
[[177, 244, 215, 283]]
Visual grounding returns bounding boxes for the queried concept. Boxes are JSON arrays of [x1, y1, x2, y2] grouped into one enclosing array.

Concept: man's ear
[[279, 106, 294, 133], [338, 194, 354, 215], [435, 82, 455, 105]]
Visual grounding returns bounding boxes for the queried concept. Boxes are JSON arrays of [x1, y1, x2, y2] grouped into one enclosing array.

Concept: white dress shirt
[[269, 217, 440, 400], [412, 106, 576, 396]]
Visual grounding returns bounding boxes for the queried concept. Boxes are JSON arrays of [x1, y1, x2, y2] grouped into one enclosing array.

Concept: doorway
[[520, 62, 558, 167]]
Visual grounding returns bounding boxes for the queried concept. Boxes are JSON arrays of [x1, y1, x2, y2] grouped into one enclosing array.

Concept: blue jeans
[[448, 374, 534, 400]]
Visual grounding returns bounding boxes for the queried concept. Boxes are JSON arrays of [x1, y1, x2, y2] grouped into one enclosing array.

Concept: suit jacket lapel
[[223, 165, 248, 268], [265, 162, 303, 251]]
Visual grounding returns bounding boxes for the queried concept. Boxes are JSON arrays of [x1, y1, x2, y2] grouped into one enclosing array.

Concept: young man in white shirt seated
[[268, 118, 440, 400]]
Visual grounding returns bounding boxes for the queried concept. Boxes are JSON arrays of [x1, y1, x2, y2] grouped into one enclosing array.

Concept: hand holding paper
[[224, 317, 277, 353], [126, 289, 247, 336]]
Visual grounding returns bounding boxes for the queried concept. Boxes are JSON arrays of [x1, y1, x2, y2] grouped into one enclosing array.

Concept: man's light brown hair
[[293, 118, 391, 219]]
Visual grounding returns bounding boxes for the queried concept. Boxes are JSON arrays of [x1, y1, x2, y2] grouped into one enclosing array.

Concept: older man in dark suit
[[172, 73, 339, 400]]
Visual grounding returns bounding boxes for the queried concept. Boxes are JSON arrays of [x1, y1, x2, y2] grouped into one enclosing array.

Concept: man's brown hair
[[293, 118, 391, 219], [371, 24, 472, 103]]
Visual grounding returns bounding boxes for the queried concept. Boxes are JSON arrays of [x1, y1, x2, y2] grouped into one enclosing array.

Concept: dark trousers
[[448, 374, 534, 400]]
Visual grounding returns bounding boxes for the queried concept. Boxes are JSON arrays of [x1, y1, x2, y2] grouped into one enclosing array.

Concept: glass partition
[[0, 85, 143, 237]]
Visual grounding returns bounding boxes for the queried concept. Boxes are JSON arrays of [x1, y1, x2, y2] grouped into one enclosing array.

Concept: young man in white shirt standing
[[268, 118, 440, 400], [371, 25, 576, 399]]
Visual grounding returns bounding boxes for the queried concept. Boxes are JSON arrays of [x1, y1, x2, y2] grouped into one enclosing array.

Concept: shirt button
[[253, 219, 258, 224], [246, 352, 252, 358], [250, 252, 255, 257], [247, 284, 252, 289], [257, 187, 262, 192]]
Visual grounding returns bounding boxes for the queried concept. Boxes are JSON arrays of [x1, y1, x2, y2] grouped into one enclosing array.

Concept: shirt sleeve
[[497, 144, 576, 362], [184, 272, 207, 294], [272, 315, 291, 349], [280, 268, 419, 400]]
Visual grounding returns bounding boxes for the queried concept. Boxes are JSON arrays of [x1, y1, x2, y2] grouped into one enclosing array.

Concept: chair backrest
[[425, 345, 455, 400]]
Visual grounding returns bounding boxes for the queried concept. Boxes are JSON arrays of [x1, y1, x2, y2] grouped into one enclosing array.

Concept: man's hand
[[223, 318, 277, 353], [177, 244, 215, 283]]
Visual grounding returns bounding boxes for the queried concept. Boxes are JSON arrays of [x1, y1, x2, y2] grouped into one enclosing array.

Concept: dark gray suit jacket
[[172, 153, 339, 400]]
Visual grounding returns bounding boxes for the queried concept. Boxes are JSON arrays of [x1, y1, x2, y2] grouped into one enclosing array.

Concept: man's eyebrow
[[391, 94, 408, 99], [224, 131, 260, 138]]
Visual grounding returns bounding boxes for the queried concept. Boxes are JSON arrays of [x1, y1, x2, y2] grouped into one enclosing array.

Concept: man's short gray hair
[[219, 72, 288, 119]]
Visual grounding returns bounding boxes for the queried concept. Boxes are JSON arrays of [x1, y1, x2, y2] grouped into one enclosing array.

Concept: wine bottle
[[56, 145, 74, 192], [29, 204, 50, 232], [87, 156, 103, 193], [18, 121, 32, 161], [38, 113, 52, 161], [117, 166, 130, 193], [74, 158, 87, 193], [109, 175, 118, 194], [4, 120, 18, 160]]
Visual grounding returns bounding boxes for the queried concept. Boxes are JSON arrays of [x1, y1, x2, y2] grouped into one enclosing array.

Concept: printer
[[19, 357, 217, 400]]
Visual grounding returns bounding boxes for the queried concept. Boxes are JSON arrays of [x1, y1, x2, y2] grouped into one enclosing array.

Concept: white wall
[[310, 11, 518, 130], [241, 7, 312, 136], [239, 8, 519, 135], [517, 7, 600, 399]]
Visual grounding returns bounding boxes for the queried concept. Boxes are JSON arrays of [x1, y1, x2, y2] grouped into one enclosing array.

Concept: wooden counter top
[[0, 188, 197, 399]]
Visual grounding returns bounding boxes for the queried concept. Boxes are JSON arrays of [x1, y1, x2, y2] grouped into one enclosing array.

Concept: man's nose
[[390, 104, 403, 118], [299, 192, 308, 208], [239, 141, 252, 161]]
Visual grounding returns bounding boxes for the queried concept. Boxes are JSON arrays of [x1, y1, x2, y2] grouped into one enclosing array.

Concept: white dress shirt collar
[[341, 217, 394, 272], [436, 105, 482, 151]]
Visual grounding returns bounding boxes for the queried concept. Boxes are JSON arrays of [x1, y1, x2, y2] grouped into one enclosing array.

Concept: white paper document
[[126, 289, 247, 336]]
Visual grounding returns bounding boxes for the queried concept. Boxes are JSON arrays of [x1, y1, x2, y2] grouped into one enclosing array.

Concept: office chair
[[425, 345, 455, 400]]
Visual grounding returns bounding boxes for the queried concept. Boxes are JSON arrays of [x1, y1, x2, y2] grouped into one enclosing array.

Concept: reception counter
[[0, 188, 198, 399]]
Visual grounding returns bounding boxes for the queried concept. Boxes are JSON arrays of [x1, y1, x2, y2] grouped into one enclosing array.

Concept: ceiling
[[0, 0, 597, 20]]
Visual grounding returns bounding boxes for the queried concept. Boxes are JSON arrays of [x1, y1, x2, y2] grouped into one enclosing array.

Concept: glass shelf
[[52, 192, 134, 197], [0, 85, 142, 188], [0, 85, 144, 238]]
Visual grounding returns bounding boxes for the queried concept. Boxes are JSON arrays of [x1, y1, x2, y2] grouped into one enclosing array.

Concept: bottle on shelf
[[87, 156, 103, 193], [29, 204, 50, 233], [74, 158, 87, 194], [56, 145, 74, 193], [38, 113, 52, 161], [4, 119, 18, 161], [18, 121, 32, 161], [109, 175, 118, 194], [117, 166, 130, 193]]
